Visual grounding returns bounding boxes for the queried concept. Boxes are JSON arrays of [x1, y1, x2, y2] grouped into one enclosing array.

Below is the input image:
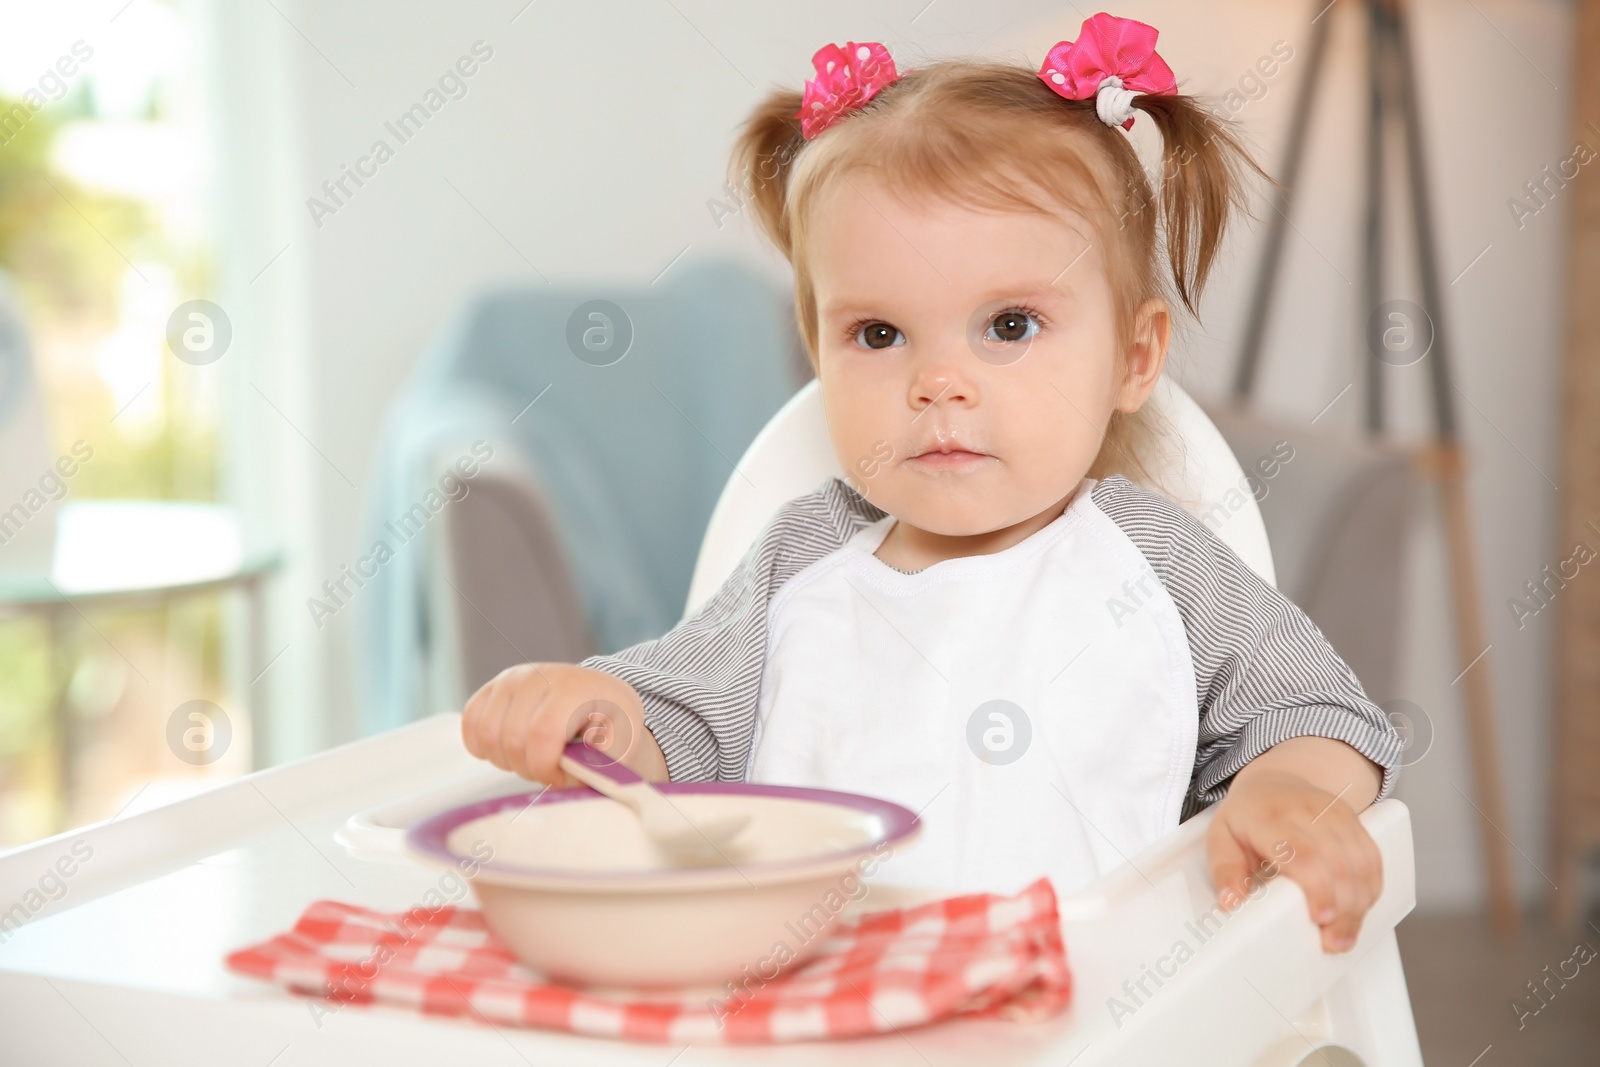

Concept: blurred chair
[[1202, 407, 1417, 709], [423, 453, 592, 721], [360, 256, 806, 732]]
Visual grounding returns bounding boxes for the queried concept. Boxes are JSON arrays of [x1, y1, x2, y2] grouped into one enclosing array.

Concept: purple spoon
[[557, 742, 750, 867]]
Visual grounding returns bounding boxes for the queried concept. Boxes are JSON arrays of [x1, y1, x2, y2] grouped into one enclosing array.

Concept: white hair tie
[[1094, 75, 1140, 129]]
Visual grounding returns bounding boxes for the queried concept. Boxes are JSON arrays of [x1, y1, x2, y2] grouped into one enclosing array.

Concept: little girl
[[462, 13, 1403, 956]]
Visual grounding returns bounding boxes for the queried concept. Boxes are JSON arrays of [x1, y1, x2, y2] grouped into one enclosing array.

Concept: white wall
[[211, 0, 1573, 911]]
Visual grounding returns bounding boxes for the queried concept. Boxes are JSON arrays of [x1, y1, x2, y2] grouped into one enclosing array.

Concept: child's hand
[[461, 663, 668, 785], [1205, 743, 1384, 954]]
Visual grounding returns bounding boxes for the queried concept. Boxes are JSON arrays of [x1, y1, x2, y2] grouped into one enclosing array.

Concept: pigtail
[[1134, 95, 1267, 315], [728, 89, 808, 259]]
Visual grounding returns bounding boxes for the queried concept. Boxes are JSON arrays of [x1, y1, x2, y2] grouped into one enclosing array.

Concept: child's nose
[[910, 362, 975, 410]]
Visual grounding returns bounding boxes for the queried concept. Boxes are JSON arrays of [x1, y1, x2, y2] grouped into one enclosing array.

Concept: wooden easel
[[1230, 0, 1521, 936], [1552, 0, 1600, 929]]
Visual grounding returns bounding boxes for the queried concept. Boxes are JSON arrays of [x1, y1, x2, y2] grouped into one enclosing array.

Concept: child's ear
[[1115, 299, 1171, 412]]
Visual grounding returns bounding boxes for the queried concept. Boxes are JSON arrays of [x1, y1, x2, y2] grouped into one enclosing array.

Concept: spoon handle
[[560, 741, 643, 788]]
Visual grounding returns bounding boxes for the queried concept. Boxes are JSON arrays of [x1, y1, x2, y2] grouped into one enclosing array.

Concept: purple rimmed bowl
[[405, 782, 920, 989]]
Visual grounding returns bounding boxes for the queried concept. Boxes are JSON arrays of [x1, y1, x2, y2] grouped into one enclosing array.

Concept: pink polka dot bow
[[1037, 12, 1177, 129], [797, 42, 901, 140]]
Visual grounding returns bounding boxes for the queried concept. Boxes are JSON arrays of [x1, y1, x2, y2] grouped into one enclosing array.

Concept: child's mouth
[[906, 448, 990, 471]]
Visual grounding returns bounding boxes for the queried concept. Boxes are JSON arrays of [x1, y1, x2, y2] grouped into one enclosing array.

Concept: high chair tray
[[0, 712, 1423, 1066]]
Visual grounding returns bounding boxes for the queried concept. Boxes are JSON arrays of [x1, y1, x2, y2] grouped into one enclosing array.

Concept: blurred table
[[0, 500, 282, 816]]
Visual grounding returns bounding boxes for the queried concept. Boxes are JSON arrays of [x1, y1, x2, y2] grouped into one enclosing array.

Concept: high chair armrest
[[1056, 800, 1219, 923], [1047, 798, 1420, 1066]]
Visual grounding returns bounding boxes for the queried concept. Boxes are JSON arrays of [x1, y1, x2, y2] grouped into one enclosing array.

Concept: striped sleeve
[[578, 478, 886, 782], [1090, 474, 1404, 819]]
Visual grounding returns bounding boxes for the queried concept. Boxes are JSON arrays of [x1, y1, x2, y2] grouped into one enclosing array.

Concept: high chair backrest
[[683, 375, 1278, 619]]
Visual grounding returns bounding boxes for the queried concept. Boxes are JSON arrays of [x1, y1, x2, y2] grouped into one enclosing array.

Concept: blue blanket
[[358, 256, 803, 734]]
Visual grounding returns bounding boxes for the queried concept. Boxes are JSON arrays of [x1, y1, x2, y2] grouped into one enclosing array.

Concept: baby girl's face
[[809, 173, 1164, 537]]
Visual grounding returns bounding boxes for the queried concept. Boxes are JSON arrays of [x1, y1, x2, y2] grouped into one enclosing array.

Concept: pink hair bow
[[797, 42, 901, 140], [1037, 12, 1177, 130]]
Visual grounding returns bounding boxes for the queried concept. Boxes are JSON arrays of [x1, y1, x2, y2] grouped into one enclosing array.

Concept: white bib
[[747, 478, 1199, 897]]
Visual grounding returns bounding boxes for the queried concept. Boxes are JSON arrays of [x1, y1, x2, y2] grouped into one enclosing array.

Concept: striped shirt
[[580, 474, 1403, 819]]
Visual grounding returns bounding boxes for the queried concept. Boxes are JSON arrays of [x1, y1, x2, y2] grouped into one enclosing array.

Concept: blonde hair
[[728, 56, 1264, 490]]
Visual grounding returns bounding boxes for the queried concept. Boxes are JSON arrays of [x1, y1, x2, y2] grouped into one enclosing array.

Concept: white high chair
[[0, 379, 1424, 1066], [681, 377, 1427, 1066]]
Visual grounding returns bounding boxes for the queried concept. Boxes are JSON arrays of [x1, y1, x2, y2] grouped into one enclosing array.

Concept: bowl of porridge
[[405, 781, 919, 988]]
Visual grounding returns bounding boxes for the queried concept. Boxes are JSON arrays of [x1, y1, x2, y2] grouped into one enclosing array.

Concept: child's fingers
[[521, 687, 584, 785], [1205, 815, 1254, 909], [1282, 820, 1373, 952], [1211, 779, 1387, 954], [1342, 814, 1384, 904], [1317, 816, 1384, 950], [1214, 808, 1359, 949], [500, 689, 554, 782], [493, 668, 555, 781], [471, 673, 521, 771], [1317, 834, 1362, 950], [1276, 829, 1343, 929]]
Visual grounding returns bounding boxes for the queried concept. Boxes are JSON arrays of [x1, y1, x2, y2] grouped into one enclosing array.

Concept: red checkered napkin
[[225, 877, 1071, 1044]]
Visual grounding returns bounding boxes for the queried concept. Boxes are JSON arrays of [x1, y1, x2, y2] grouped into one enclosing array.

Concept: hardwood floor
[[1396, 909, 1600, 1065]]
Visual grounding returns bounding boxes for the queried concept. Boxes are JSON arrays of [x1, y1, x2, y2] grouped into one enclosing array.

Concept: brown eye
[[986, 310, 1038, 344], [853, 322, 904, 350]]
